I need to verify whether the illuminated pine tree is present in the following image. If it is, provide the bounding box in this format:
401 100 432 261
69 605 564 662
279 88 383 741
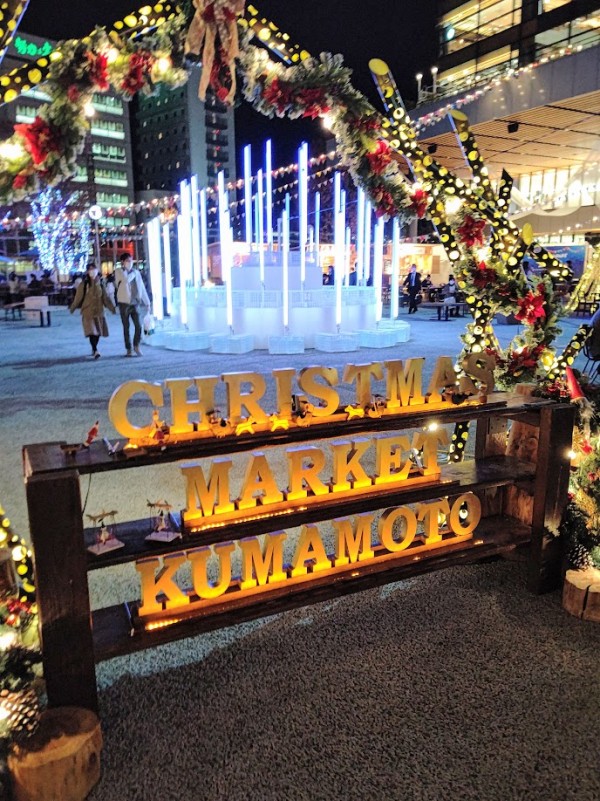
30 187 91 278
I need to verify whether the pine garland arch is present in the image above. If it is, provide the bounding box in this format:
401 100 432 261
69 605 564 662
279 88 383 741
0 1 588 393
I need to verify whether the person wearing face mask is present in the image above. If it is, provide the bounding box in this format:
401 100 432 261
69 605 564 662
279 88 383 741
69 263 116 359
114 252 150 357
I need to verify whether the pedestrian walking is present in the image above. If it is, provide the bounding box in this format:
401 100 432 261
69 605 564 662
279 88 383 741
69 263 116 359
114 253 150 357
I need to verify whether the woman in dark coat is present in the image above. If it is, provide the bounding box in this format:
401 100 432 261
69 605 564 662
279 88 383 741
69 263 116 359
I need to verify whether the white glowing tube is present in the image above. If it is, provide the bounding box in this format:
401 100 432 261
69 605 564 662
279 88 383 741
282 209 289 329
257 168 265 284
334 172 343 328
177 179 193 326
162 222 172 316
374 217 384 323
345 225 351 285
177 214 189 326
299 141 308 284
199 188 208 283
147 218 164 321
243 145 252 246
391 217 400 320
314 191 321 267
265 139 273 251
190 174 201 286
218 171 234 329
363 200 372 285
356 187 365 283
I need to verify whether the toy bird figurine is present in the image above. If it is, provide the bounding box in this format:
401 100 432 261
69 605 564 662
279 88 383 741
84 420 100 447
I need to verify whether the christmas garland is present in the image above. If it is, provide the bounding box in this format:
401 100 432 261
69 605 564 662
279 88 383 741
239 43 419 221
0 16 189 204
450 208 564 388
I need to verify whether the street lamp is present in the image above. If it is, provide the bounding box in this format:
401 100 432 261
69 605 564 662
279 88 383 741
416 73 423 102
83 102 101 268
431 66 438 98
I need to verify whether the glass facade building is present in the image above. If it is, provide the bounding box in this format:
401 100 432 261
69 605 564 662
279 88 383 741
436 0 600 95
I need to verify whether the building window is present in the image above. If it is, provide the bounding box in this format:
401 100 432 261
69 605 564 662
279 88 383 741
92 143 127 162
439 1 522 57
91 120 125 140
91 94 124 116
97 191 129 206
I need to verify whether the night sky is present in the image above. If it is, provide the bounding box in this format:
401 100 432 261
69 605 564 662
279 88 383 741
21 1 438 164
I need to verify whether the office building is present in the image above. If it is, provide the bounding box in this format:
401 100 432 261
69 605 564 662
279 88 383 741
131 64 236 197
0 32 136 229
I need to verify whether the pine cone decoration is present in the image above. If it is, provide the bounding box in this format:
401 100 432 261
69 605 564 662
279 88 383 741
569 542 593 570
0 687 40 743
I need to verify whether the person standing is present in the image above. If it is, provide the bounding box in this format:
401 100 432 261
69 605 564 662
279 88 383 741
403 263 422 314
114 253 150 357
69 263 115 359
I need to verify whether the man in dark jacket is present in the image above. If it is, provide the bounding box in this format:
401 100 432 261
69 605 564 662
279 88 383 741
403 263 422 314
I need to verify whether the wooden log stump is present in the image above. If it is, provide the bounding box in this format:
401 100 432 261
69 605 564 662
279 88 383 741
8 707 102 801
563 567 600 622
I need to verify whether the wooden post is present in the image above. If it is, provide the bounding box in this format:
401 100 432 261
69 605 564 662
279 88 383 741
25 471 98 713
528 404 574 593
475 414 508 459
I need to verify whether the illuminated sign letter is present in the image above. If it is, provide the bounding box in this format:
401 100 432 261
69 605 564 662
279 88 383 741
462 353 496 394
333 514 375 567
108 380 164 439
343 363 384 407
165 376 219 433
181 458 235 519
384 359 424 408
239 532 287 590
237 451 285 511
412 428 450 475
273 368 296 419
331 438 372 491
286 445 329 501
417 498 451 545
374 434 412 485
290 524 331 577
449 493 482 535
222 372 268 423
188 543 235 599
136 554 189 616
427 357 458 403
378 506 418 552
297 366 339 417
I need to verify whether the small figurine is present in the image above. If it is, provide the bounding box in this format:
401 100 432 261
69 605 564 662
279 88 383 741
86 509 124 556
84 420 100 447
146 499 181 543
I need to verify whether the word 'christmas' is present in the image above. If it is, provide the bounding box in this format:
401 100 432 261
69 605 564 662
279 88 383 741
108 355 495 440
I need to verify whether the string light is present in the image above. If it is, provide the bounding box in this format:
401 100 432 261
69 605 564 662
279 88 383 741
413 44 582 132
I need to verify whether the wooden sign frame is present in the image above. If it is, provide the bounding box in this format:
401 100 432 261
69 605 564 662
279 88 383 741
23 394 573 714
